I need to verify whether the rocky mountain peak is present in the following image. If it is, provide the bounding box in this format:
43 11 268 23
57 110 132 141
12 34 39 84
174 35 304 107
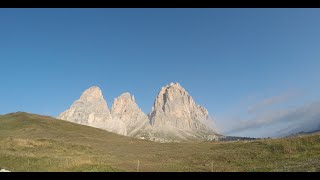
169 82 183 89
149 82 215 134
79 86 104 102
151 82 193 113
58 83 218 142
58 86 127 135
111 92 149 136
111 92 136 113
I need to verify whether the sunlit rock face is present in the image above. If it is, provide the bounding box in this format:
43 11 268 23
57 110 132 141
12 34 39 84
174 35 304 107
58 83 219 142
58 86 127 135
148 82 218 141
111 92 149 136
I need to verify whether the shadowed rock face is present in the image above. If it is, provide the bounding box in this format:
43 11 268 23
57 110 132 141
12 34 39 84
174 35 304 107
58 86 127 135
58 83 219 142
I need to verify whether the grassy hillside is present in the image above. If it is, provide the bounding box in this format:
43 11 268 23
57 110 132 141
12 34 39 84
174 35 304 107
0 112 320 172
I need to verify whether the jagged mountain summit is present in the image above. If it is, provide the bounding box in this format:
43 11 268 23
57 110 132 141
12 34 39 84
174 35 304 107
58 86 127 135
58 83 220 142
149 82 215 130
147 82 218 141
111 92 150 136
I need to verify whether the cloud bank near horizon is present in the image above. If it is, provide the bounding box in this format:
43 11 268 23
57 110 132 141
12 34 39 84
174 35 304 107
220 92 320 137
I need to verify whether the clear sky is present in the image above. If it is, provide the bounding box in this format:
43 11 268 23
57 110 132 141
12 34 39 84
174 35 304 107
1 9 320 138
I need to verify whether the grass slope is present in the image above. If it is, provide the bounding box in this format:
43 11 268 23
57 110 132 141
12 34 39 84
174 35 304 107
0 112 320 172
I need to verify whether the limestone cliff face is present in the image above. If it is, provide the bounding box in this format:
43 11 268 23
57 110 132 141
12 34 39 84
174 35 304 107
111 92 149 136
148 82 217 140
58 86 127 135
58 83 219 142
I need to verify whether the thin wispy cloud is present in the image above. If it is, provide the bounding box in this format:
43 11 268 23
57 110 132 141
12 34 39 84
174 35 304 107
225 101 320 136
225 109 292 134
247 91 300 114
220 89 320 137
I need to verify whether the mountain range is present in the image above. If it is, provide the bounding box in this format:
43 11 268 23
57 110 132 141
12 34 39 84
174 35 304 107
58 82 220 142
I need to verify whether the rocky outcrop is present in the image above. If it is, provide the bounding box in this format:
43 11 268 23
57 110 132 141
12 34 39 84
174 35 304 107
111 92 149 136
58 86 127 135
148 82 217 140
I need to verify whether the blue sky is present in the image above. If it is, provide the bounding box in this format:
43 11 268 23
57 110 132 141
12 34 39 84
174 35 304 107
1 9 320 137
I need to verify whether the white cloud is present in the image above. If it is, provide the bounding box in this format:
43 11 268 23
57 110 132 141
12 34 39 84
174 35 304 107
247 91 300 113
225 101 320 136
